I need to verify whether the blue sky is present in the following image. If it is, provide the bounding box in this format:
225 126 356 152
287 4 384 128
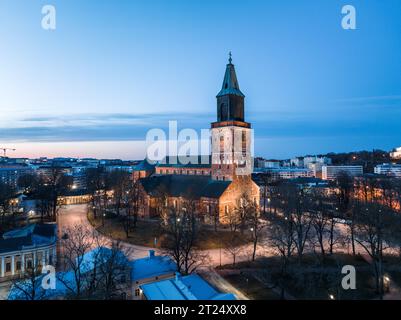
0 0 400 159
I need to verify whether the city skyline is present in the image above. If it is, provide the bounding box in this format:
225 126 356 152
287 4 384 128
1 0 401 160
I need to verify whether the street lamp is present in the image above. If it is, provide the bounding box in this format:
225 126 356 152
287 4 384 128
384 275 391 292
329 294 335 300
219 238 222 267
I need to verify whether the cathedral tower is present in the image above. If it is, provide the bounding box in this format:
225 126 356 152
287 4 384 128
211 53 253 181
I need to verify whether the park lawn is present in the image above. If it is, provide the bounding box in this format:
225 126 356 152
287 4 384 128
223 273 280 300
88 213 249 250
88 213 163 247
277 267 376 300
195 228 249 250
221 253 378 300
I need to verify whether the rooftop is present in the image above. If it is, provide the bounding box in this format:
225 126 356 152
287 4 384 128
140 175 231 199
141 273 236 300
0 223 57 254
131 250 177 282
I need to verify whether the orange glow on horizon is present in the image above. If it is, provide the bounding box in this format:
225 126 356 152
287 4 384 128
0 141 147 160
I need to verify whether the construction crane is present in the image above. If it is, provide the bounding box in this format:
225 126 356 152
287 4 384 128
0 148 16 157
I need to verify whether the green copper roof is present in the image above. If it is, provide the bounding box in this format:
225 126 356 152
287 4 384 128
216 53 245 98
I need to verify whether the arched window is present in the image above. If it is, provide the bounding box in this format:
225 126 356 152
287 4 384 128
220 136 225 163
242 131 247 156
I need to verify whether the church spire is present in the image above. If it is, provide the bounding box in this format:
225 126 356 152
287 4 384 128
217 52 245 98
215 53 245 122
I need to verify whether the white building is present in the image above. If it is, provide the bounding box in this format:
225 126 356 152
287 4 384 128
255 158 281 169
255 167 314 180
290 156 332 168
303 156 332 167
290 157 304 167
374 163 401 178
307 162 324 178
0 224 57 283
322 165 363 180
390 147 401 160
0 165 33 187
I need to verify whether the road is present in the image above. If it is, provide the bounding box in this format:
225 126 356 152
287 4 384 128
57 204 263 266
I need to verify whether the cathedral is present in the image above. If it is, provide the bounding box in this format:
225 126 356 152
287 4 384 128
135 55 260 224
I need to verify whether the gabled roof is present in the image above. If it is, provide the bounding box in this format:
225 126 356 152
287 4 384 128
201 180 232 198
141 273 236 300
155 156 211 169
139 175 231 199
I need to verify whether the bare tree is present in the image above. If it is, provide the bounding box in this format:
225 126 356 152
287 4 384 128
223 234 245 266
46 166 74 221
259 172 273 216
247 199 263 261
309 189 330 256
57 225 96 299
85 167 105 219
154 185 169 224
335 171 353 213
234 193 253 234
266 211 295 299
122 179 141 237
224 205 240 233
205 200 219 231
94 241 132 300
290 189 312 261
0 182 16 231
162 197 208 274
11 260 46 300
354 202 389 299
267 212 295 266
108 170 131 217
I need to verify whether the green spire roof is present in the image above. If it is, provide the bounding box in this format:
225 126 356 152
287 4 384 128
216 52 245 98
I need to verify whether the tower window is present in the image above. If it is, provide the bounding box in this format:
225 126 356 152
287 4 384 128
220 103 228 121
242 131 247 156
220 136 225 163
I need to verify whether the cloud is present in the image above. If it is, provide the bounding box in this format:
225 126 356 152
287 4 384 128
1 102 400 144
0 112 214 142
